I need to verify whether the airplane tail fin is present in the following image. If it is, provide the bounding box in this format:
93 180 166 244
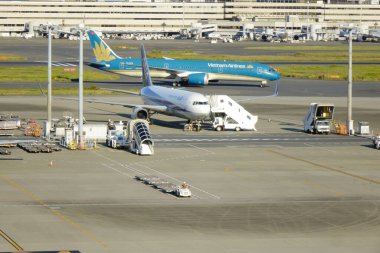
140 44 153 87
87 30 121 62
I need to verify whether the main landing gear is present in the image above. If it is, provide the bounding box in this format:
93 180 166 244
184 120 202 132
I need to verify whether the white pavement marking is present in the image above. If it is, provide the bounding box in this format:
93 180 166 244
303 142 337 152
135 163 221 200
92 151 145 175
101 163 134 178
187 143 216 155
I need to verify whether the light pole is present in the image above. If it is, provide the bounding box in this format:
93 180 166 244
47 22 52 141
78 23 85 149
347 29 353 135
182 0 185 28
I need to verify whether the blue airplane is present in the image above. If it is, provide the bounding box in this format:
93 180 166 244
87 30 280 87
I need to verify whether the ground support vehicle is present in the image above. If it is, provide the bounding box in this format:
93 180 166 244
304 103 335 134
372 135 380 149
208 95 257 131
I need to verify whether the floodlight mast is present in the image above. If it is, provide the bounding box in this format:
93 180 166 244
47 22 52 141
347 29 353 135
78 23 85 149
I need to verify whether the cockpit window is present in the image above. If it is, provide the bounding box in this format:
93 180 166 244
193 101 209 105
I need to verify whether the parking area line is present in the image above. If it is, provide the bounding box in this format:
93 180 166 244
0 229 23 251
268 149 380 186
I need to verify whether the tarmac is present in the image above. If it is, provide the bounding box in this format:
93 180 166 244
0 92 380 253
0 38 380 253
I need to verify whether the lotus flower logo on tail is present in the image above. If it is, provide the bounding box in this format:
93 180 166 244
93 41 116 62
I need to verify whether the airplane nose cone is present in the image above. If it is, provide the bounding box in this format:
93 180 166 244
273 71 281 80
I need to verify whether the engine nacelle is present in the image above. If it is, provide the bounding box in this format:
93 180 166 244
261 34 272 41
132 107 149 120
187 73 209 86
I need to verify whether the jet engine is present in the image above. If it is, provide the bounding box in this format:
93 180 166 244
187 73 209 86
261 34 272 41
132 107 149 120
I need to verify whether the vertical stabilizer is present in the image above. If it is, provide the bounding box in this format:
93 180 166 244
87 30 121 62
141 44 153 87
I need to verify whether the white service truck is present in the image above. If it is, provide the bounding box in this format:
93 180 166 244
209 95 258 131
372 135 380 150
304 103 335 134
106 121 127 148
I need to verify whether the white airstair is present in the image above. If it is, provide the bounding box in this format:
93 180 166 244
127 119 154 155
208 95 258 131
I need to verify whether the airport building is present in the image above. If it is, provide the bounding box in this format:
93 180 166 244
0 0 379 36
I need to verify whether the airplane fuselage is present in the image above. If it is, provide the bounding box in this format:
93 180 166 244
141 85 210 120
92 58 280 83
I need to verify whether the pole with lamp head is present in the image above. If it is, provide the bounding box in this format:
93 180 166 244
78 23 85 149
47 22 52 141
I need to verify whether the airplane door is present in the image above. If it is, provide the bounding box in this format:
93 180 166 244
119 62 125 69
164 63 169 69
257 67 263 74
218 67 223 73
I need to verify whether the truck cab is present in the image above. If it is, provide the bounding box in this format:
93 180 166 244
213 115 241 131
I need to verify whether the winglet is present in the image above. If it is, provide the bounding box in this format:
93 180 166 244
141 44 153 87
87 30 121 62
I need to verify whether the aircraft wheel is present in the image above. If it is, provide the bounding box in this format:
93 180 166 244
216 126 222 131
235 127 241 132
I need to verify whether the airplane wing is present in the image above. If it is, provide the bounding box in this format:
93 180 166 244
56 96 167 113
100 88 140 95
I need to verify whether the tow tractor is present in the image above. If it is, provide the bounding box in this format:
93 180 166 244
175 182 192 197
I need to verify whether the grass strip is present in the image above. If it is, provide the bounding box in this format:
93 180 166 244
0 54 27 61
147 49 380 62
244 45 380 51
0 86 118 96
277 65 380 81
0 66 119 82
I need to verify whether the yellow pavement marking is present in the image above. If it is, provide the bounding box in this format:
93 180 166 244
268 150 380 186
0 174 108 249
0 229 23 251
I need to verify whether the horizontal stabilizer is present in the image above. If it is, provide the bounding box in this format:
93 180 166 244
89 62 110 68
54 96 167 113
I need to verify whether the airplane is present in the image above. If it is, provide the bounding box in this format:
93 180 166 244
56 44 211 130
86 29 280 87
